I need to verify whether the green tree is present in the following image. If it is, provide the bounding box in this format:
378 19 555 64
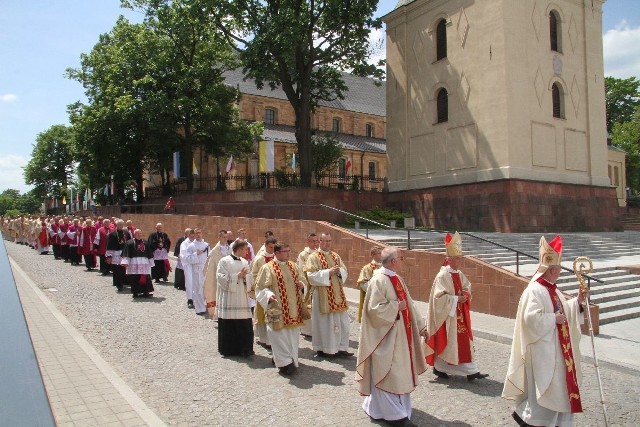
16 189 43 215
0 192 17 216
23 125 76 199
119 0 255 191
605 76 640 133
209 0 384 187
0 189 41 216
68 2 254 195
611 105 640 192
311 133 344 177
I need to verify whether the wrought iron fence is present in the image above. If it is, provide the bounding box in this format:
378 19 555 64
145 173 385 197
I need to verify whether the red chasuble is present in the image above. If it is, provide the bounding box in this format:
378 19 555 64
426 271 473 365
386 274 416 386
536 277 583 413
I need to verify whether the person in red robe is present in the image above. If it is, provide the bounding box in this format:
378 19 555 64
79 218 98 270
94 218 111 275
424 231 489 381
37 222 49 255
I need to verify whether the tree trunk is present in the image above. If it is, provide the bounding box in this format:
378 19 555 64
295 100 313 187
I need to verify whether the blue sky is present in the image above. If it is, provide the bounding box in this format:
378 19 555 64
1 0 638 193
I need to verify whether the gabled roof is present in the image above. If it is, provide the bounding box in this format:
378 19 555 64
262 124 387 154
223 68 386 117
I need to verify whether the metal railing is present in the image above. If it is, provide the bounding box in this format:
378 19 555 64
319 204 603 286
0 238 56 426
145 173 385 197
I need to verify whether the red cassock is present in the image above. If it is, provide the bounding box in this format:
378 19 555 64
80 225 97 256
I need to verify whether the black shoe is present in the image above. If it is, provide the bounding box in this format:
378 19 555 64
467 372 489 381
163 278 169 282
142 293 152 298
116 287 124 293
196 312 206 316
278 363 295 375
433 368 449 379
154 279 160 283
316 351 336 358
385 417 410 426
132 293 139 298
336 350 354 358
187 299 194 309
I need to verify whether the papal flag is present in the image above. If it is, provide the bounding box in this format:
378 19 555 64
225 155 234 176
259 140 275 173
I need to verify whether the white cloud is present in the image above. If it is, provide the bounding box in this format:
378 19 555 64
0 93 18 102
603 22 640 79
0 154 32 193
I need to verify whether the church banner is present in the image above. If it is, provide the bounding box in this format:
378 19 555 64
259 140 275 173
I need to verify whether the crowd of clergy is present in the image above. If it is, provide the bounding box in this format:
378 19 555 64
2 214 590 427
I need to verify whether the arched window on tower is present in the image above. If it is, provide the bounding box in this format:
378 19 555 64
552 83 564 119
436 19 447 61
550 11 562 52
436 88 448 123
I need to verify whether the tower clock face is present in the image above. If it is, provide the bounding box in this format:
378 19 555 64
553 55 563 75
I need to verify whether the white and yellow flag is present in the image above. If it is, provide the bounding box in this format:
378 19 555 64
259 140 275 173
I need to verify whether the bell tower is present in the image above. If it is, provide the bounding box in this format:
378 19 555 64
383 0 617 231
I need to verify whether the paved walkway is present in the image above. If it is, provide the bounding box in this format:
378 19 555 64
7 241 640 426
11 259 165 427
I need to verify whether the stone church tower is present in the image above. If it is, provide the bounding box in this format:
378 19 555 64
383 0 619 231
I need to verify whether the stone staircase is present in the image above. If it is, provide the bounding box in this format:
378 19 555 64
371 230 640 325
621 212 640 231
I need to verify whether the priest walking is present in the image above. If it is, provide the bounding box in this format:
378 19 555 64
425 232 489 381
255 242 308 375
356 247 428 425
503 235 588 427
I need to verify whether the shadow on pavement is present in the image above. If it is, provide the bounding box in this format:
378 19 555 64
411 408 473 426
286 362 346 389
298 347 357 370
131 296 167 303
428 376 504 397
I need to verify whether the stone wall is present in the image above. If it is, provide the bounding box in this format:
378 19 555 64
122 213 529 318
386 179 621 233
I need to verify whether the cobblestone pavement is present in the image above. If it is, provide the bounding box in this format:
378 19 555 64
7 242 640 427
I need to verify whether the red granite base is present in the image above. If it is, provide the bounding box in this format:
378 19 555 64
385 179 622 232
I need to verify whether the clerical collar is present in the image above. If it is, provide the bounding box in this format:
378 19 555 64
536 277 556 289
371 260 381 266
382 267 396 277
231 254 241 261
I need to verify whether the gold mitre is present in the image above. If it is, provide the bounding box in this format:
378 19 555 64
534 235 563 277
445 231 462 257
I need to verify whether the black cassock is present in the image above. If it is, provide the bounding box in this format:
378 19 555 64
121 238 155 296
148 231 171 281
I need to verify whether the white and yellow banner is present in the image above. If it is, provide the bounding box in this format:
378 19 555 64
259 140 275 173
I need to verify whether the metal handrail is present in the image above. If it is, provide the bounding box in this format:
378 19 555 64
319 204 603 285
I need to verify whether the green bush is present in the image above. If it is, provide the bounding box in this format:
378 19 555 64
344 207 412 228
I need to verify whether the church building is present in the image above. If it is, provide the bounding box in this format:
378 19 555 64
383 0 620 231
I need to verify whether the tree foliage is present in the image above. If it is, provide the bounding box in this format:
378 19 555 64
605 76 640 134
311 133 344 177
67 1 256 197
612 106 640 193
23 125 76 199
210 0 384 186
0 189 42 216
